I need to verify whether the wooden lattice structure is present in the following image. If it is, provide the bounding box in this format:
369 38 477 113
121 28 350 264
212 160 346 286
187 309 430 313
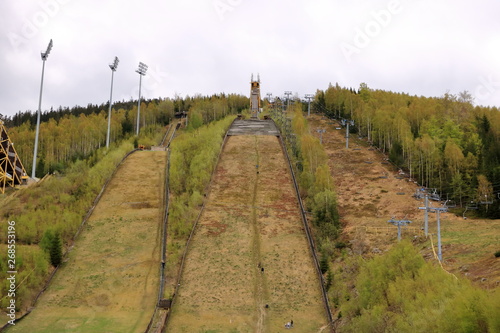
0 120 28 193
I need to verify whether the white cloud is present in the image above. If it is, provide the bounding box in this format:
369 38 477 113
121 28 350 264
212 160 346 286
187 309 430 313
0 0 499 118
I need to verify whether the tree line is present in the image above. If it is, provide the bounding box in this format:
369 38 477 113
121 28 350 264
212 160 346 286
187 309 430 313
313 83 500 218
0 94 247 316
4 94 248 178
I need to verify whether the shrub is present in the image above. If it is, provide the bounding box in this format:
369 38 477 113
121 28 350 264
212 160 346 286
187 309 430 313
335 242 347 249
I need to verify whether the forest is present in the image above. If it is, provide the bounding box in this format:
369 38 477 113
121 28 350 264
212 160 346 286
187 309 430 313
1 93 247 177
312 83 500 218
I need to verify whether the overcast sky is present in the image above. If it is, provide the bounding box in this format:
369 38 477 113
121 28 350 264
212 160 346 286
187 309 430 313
1 0 499 118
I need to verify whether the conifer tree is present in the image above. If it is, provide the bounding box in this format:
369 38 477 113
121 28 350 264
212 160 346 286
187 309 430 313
50 232 62 267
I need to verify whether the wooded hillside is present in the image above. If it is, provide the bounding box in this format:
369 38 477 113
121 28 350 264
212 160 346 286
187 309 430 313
313 84 500 218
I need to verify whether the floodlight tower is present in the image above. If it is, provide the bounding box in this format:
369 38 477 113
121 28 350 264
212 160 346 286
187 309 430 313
106 56 119 148
135 62 148 136
305 94 314 117
387 217 412 241
32 39 53 179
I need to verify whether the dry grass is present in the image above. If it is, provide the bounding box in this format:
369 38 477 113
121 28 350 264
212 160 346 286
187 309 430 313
309 114 500 289
166 135 327 332
9 151 167 333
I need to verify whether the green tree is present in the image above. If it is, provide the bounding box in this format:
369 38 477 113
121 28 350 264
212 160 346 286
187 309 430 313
40 229 54 254
450 173 466 206
49 232 62 267
320 252 329 274
312 190 340 240
444 139 464 175
187 111 203 130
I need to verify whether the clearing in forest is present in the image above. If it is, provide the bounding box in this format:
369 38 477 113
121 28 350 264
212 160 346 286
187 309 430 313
166 133 327 332
309 114 500 288
8 151 167 333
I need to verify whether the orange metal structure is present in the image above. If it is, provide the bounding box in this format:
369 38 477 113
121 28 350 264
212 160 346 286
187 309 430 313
0 120 28 193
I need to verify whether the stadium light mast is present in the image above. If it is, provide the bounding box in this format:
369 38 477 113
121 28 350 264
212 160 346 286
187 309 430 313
135 62 148 136
32 39 53 179
106 56 119 148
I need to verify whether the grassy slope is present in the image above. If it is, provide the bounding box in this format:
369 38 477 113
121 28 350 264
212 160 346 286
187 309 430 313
308 114 500 289
166 135 327 332
8 151 167 333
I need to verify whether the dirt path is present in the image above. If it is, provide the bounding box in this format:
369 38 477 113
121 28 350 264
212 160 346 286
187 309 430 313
252 136 267 333
8 151 167 333
166 135 327 332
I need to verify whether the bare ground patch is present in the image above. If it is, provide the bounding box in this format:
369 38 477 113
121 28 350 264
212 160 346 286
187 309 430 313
309 114 500 289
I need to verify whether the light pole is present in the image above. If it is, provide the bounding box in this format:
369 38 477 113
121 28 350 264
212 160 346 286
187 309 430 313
32 39 53 179
106 56 119 148
135 62 148 136
305 94 313 117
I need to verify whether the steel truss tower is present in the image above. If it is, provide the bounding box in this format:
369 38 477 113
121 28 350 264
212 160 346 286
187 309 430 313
0 121 28 193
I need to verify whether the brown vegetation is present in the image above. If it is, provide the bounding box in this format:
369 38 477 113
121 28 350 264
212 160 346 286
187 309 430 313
8 151 167 333
166 135 327 332
308 114 500 288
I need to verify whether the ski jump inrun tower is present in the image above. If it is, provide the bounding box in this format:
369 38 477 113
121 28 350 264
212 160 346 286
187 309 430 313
250 73 261 119
0 120 28 194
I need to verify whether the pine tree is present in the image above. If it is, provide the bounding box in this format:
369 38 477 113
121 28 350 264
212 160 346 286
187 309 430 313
50 232 62 267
